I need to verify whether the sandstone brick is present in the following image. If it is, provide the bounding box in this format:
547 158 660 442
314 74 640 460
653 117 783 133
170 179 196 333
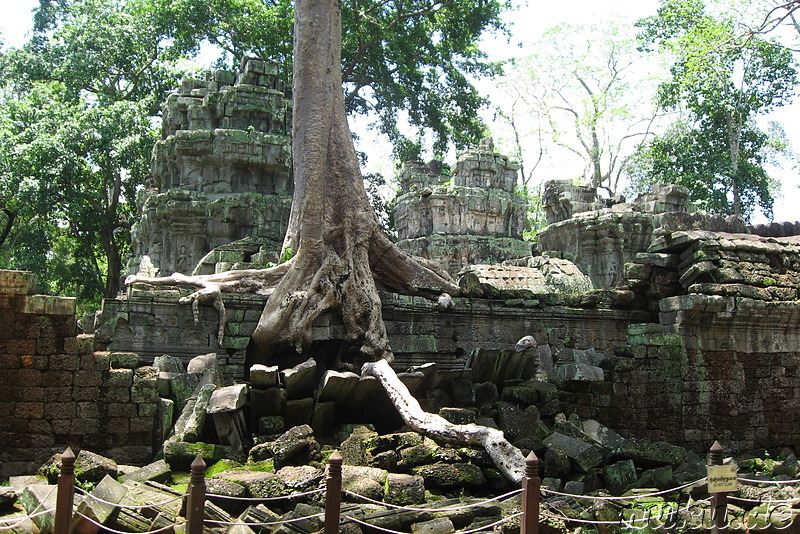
107 403 138 418
71 418 100 435
76 402 101 419
42 370 74 386
49 354 79 371
106 369 133 387
15 402 44 419
0 355 21 369
72 387 100 402
102 418 130 434
45 386 74 403
100 387 130 403
129 417 155 434
50 419 72 434
45 402 76 419
7 340 37 355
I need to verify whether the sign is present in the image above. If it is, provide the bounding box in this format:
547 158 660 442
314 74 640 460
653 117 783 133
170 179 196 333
707 464 738 492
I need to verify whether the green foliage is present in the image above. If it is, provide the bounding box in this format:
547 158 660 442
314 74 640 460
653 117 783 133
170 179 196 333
514 184 546 242
162 0 507 156
632 0 798 220
496 18 664 194
0 0 190 302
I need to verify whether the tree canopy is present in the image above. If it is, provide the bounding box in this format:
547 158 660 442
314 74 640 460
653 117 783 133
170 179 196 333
152 0 508 157
630 0 797 220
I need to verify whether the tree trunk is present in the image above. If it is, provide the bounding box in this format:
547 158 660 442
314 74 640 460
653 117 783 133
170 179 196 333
248 0 459 359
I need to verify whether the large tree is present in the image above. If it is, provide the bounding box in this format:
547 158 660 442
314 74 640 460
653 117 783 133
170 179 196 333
633 0 797 219
127 0 525 482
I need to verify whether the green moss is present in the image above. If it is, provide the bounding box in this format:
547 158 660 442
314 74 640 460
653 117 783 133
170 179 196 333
206 459 243 477
242 460 275 473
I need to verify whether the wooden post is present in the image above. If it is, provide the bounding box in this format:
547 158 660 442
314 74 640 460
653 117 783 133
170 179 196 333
521 451 540 534
324 451 343 534
54 447 76 534
186 454 206 534
709 441 727 533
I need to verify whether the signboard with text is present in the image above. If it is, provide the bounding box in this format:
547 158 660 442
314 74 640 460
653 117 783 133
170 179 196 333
707 464 738 493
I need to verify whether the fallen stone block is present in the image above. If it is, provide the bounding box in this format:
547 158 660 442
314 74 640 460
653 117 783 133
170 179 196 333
543 432 603 472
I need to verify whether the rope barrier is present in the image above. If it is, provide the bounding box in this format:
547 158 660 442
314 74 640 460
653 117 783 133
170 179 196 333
739 476 800 485
343 511 522 534
205 512 324 527
341 488 522 512
207 488 325 502
541 497 709 527
541 478 706 501
74 511 184 534
75 487 186 509
728 495 800 504
0 485 57 531
454 512 522 533
0 508 57 530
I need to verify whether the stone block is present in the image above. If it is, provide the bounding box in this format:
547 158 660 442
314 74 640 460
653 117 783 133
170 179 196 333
543 432 603 472
249 364 279 389
603 460 637 495
281 358 317 399
316 370 359 403
284 398 314 428
556 363 605 381
208 383 249 413
74 475 128 534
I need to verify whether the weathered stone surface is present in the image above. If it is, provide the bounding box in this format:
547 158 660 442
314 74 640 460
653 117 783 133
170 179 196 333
556 362 605 381
208 383 249 413
612 439 686 468
543 433 603 472
72 451 118 483
0 487 17 511
411 516 455 534
163 440 245 470
19 484 61 533
281 358 317 400
543 448 571 479
284 398 314 428
271 425 321 469
411 463 486 489
74 475 128 534
120 460 170 483
603 460 637 495
581 419 626 451
258 415 285 435
385 473 425 505
275 465 324 492
249 364 279 389
213 471 287 499
170 383 216 442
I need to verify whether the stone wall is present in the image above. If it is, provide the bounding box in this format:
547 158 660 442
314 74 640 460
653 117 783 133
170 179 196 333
0 272 158 480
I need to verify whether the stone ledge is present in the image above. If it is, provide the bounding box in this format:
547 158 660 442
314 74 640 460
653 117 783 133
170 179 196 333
0 270 37 295
19 295 77 316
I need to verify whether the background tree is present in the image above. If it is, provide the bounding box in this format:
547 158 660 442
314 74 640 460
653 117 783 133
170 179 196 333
495 20 665 197
632 0 797 220
0 0 188 301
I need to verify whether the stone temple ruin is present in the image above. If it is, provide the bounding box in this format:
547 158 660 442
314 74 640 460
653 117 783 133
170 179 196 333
3 60 800 516
130 58 293 277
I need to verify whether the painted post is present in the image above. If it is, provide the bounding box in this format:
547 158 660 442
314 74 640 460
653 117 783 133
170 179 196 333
54 447 76 534
708 441 729 533
521 451 541 534
324 451 343 534
186 454 206 534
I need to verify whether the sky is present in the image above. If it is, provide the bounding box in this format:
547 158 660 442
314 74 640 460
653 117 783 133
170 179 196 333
1 0 798 224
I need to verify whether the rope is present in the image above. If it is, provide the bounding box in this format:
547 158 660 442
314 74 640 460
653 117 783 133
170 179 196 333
207 488 325 502
454 512 522 533
75 487 186 509
729 495 800 504
0 508 57 530
739 476 800 485
342 488 522 512
74 511 184 534
541 478 706 501
205 512 324 527
343 511 522 534
541 498 709 527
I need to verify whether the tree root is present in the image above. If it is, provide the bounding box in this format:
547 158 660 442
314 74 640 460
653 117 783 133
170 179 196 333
361 359 525 484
